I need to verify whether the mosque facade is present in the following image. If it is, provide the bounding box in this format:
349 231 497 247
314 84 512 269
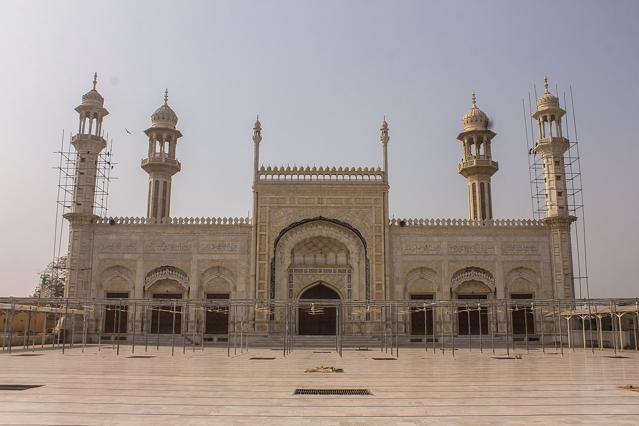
63 75 575 337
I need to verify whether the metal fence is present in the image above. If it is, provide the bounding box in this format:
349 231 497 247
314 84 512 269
1 297 637 358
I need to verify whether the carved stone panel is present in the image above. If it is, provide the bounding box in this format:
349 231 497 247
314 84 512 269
199 240 241 254
448 242 495 255
402 240 442 255
501 242 539 256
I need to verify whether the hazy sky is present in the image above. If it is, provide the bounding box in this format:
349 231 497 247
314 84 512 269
0 0 637 297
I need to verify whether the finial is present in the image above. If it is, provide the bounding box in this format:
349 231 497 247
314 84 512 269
471 91 477 107
92 72 98 90
544 75 549 93
254 114 261 129
380 116 389 144
164 89 168 105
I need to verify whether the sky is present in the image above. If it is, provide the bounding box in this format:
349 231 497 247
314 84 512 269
0 0 637 297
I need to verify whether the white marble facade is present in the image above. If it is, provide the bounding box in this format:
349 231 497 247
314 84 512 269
64 76 575 335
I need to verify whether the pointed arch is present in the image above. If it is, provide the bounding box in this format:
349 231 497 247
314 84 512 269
298 281 342 300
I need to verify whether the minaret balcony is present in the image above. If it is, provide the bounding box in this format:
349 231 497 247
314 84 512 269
534 137 569 156
141 156 181 174
70 133 106 152
458 158 498 176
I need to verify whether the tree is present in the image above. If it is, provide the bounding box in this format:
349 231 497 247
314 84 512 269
32 256 67 298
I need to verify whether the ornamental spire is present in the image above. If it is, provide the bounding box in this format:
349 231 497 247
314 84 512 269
253 114 262 144
164 88 169 105
92 72 98 90
544 75 549 94
380 116 389 144
471 91 477 108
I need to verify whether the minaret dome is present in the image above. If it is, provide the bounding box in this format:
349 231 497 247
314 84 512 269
151 89 178 129
462 92 488 131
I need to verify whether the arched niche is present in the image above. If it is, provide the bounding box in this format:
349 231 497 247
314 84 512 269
451 266 495 295
99 265 134 297
200 266 234 297
455 280 492 295
292 236 350 267
274 218 366 301
298 281 342 300
144 266 189 294
405 267 438 299
506 267 539 296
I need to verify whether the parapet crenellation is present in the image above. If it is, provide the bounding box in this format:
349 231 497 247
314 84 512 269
257 165 385 182
95 216 252 225
389 218 543 227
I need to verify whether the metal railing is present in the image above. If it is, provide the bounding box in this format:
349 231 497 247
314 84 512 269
1 297 637 359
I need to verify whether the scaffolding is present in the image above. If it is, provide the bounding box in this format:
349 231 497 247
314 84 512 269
523 84 590 299
49 131 116 292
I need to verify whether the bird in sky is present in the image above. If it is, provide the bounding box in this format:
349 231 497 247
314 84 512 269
125 128 132 134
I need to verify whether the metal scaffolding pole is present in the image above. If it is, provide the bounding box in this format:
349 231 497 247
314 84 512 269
131 302 137 354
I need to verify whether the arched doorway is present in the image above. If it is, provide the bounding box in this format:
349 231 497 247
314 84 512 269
298 283 340 335
455 280 491 336
144 266 189 335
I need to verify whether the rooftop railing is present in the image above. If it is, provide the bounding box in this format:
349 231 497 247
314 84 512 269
257 165 385 182
95 216 251 225
389 218 543 227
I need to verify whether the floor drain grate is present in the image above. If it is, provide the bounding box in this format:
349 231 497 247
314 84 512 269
356 348 371 351
12 353 45 357
606 355 630 359
372 357 396 360
313 351 331 353
127 355 156 359
294 388 371 396
250 357 276 360
0 385 43 391
492 356 519 360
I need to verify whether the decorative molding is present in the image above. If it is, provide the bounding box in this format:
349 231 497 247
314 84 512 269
144 266 189 290
96 216 251 225
406 267 438 284
257 165 384 182
390 218 543 228
100 265 134 284
451 267 495 289
290 267 351 275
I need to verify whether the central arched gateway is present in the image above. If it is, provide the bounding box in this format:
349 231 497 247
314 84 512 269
298 283 340 335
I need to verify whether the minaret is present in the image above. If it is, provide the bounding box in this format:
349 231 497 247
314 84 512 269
533 76 575 298
142 90 182 222
64 73 109 297
456 93 498 221
380 117 389 183
253 115 262 183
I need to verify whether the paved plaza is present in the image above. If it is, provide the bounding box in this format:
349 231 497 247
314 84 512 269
1 346 639 425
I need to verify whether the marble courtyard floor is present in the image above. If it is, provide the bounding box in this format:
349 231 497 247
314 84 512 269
1 345 639 425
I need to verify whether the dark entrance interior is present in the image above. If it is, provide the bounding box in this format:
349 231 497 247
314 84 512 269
151 293 182 334
410 294 434 335
205 293 229 334
104 292 128 333
457 294 488 335
511 293 535 335
298 283 339 335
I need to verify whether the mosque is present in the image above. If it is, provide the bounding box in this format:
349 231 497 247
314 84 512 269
63 74 575 339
